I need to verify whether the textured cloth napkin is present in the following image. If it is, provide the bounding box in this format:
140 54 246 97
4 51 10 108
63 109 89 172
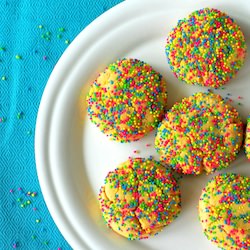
0 0 122 249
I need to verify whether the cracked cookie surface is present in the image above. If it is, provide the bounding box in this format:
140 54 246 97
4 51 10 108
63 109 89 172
165 8 247 88
98 158 181 240
199 173 250 250
155 92 243 175
86 58 167 142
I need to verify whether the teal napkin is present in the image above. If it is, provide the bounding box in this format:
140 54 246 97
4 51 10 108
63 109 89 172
0 0 122 249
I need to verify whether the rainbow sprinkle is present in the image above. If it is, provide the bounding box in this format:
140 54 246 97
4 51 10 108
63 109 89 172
86 58 168 142
165 8 247 88
155 92 243 175
98 158 181 240
199 173 250 249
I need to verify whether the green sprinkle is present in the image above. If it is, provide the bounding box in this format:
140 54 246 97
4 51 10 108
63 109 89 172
0 47 5 51
43 241 49 245
27 130 32 135
1 76 6 81
57 34 62 39
15 54 22 60
38 25 43 29
58 27 65 32
17 112 24 119
65 39 70 44
35 219 41 223
31 235 36 239
0 117 7 123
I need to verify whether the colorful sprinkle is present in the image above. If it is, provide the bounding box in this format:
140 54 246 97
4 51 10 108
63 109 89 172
0 117 7 123
165 8 247 88
86 58 168 142
17 112 24 119
98 158 181 240
65 39 70 44
199 173 250 250
155 92 243 175
15 55 22 60
58 27 65 32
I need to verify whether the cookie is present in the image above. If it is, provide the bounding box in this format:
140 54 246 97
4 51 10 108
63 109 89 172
199 173 250 250
86 58 167 142
245 116 250 159
98 158 181 240
165 8 247 88
155 92 243 175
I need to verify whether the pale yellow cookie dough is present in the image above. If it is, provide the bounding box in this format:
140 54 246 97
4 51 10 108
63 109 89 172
86 58 167 142
199 173 250 250
165 8 247 88
155 92 243 175
98 158 181 240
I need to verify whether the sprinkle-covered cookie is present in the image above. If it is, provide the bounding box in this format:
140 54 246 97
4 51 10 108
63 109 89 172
98 158 181 240
165 8 247 88
155 92 243 175
245 116 250 160
199 173 250 250
86 58 167 142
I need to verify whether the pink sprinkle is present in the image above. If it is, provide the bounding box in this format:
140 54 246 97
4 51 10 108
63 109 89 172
238 96 243 99
12 243 17 248
9 189 14 193
43 56 47 60
33 207 37 211
146 144 151 147
18 187 22 191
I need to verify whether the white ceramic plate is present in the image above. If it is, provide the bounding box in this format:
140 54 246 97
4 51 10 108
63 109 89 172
35 0 250 249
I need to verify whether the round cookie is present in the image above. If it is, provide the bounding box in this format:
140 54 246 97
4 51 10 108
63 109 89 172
86 58 167 142
245 115 250 159
199 173 250 250
165 8 247 88
155 92 243 175
98 158 181 240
